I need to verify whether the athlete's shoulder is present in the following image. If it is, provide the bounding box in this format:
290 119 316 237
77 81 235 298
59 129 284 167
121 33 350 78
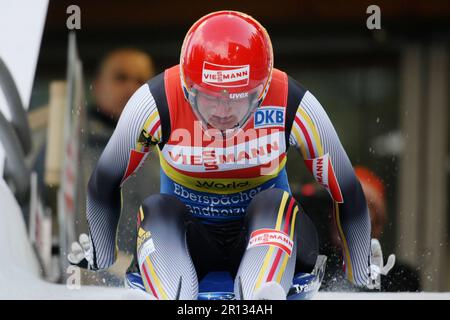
146 69 165 91
278 72 308 142
145 65 179 91
268 69 308 104
285 74 308 102
144 66 181 147
271 68 287 84
160 64 181 87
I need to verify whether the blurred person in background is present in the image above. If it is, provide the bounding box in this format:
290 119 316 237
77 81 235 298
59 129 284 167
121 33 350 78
87 48 155 147
81 48 159 280
296 166 420 292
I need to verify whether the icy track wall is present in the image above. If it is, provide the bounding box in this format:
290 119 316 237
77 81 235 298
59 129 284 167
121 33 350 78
0 178 152 300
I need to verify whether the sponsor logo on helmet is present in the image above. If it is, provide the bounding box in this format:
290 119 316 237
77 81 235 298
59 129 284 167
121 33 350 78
229 92 248 99
202 62 250 87
254 106 285 128
247 228 293 256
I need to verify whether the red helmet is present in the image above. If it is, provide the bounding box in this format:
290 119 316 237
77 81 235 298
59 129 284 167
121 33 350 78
180 11 273 131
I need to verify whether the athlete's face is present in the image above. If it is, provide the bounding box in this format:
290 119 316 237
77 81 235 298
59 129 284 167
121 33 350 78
196 92 250 130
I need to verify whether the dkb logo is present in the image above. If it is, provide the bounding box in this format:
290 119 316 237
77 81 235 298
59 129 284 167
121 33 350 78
254 107 285 128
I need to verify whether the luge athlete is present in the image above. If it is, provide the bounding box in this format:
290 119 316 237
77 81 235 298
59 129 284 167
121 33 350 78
68 11 393 299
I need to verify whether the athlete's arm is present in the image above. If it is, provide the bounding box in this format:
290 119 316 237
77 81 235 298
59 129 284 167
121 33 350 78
86 80 162 269
286 77 371 287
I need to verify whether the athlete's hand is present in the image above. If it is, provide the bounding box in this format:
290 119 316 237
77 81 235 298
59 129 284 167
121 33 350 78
366 238 395 290
68 233 97 270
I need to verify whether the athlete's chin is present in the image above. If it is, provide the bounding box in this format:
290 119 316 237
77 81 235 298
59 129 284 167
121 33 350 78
209 120 238 131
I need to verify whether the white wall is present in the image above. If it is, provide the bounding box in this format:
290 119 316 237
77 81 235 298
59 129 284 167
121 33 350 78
0 0 49 118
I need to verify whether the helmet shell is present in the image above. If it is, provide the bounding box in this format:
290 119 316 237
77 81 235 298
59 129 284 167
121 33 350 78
180 11 273 100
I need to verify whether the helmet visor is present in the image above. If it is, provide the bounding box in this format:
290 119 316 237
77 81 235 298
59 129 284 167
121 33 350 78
189 86 261 131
